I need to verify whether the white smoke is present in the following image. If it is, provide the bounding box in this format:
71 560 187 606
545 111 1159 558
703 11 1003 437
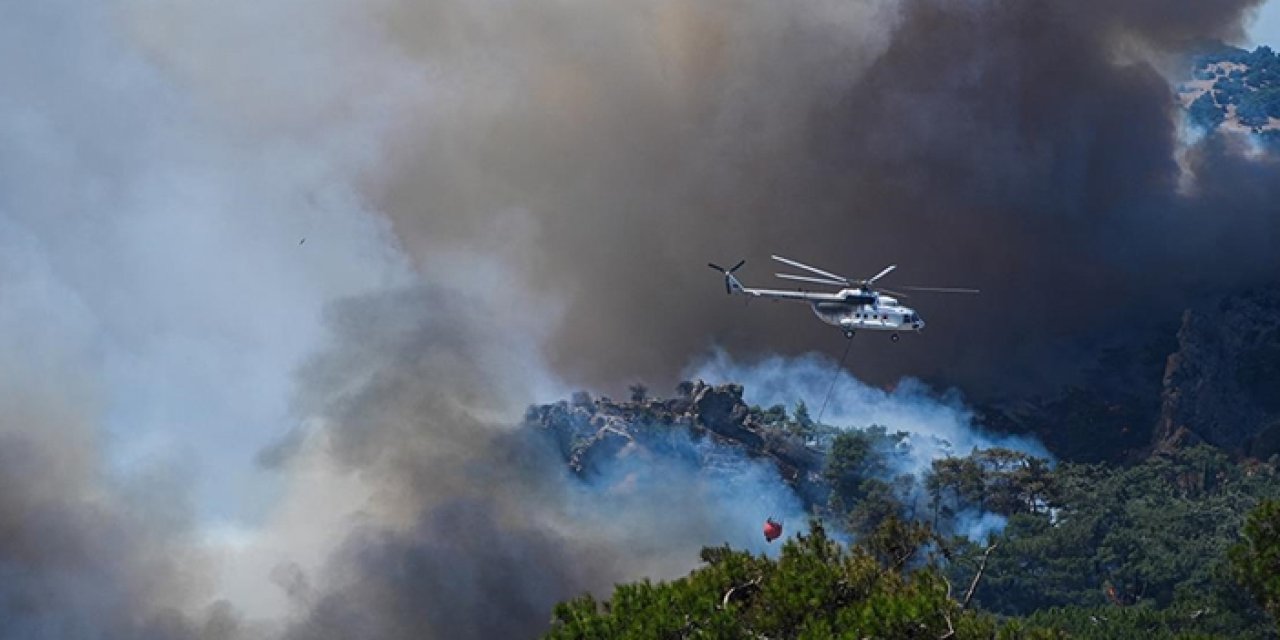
0 0 421 633
688 348 1050 470
560 428 811 557
1 0 417 520
686 348 1053 540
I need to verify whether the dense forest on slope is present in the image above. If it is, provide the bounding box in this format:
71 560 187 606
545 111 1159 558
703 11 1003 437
1182 45 1280 135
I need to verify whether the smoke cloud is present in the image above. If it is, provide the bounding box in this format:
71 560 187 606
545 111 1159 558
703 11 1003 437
0 0 412 636
689 349 1051 539
269 281 807 639
376 0 1280 396
689 349 1050 469
5 0 1280 638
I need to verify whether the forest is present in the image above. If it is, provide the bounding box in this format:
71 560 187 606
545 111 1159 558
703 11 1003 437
1188 45 1280 131
540 405 1280 638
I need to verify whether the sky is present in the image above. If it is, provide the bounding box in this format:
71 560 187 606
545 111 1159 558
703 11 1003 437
1252 0 1280 45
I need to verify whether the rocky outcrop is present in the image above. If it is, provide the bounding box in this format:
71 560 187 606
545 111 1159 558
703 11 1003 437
1156 287 1280 456
522 381 828 507
690 383 762 448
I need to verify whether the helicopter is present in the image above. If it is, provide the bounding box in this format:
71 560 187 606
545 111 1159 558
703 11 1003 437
708 255 979 341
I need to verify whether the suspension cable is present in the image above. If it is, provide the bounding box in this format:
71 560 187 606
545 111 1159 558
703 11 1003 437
816 337 853 426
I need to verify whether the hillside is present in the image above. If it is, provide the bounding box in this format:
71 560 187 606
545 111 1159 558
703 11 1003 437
530 383 1280 637
530 286 1280 637
1179 45 1280 136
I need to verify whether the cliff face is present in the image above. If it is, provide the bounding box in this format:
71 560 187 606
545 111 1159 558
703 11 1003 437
974 335 1174 464
1156 287 1280 456
976 286 1280 462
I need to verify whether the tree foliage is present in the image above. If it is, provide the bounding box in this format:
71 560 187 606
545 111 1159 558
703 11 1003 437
1191 45 1280 132
824 427 918 536
1189 91 1226 130
943 446 1278 637
546 519 1053 639
545 393 1280 638
1230 499 1280 628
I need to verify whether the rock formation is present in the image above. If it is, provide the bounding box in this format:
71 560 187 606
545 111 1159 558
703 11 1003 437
523 381 829 507
1156 287 1280 456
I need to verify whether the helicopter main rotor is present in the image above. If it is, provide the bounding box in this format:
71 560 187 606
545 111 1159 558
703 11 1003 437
769 254 978 298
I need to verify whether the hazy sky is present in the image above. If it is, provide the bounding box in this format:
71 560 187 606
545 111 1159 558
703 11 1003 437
1251 0 1280 45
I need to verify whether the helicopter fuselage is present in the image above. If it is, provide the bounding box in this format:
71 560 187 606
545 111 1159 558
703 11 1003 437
709 255 974 341
810 290 925 335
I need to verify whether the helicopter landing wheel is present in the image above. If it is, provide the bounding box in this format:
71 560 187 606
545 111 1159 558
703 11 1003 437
843 329 856 339
890 333 900 343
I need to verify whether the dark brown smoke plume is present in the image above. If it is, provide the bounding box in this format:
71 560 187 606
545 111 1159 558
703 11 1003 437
377 0 1278 396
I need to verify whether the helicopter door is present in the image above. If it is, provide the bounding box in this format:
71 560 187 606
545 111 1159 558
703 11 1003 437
811 302 852 326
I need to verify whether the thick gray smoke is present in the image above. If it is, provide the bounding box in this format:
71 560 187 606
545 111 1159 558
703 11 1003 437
0 330 213 638
5 0 1280 639
376 0 1280 396
273 280 808 639
0 0 411 637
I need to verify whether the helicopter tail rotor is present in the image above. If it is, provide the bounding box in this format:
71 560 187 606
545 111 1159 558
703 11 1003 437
708 260 747 295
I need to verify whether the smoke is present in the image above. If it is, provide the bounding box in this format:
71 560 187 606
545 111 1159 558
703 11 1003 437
5 0 1280 638
689 349 1050 470
266 280 806 639
0 182 224 639
375 0 1280 396
689 349 1050 539
267 302 1032 639
0 0 412 636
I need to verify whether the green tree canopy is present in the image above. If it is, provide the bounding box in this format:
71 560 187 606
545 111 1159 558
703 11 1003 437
546 519 1051 640
1230 498 1280 628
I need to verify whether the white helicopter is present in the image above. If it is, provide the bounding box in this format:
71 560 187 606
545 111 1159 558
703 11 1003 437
708 255 979 341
